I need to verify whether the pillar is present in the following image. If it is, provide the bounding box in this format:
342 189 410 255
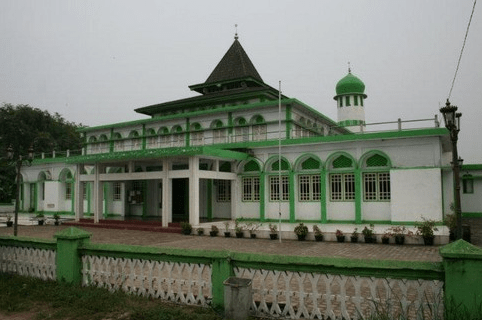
54 227 91 284
189 157 200 226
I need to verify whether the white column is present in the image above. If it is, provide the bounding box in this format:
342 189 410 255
161 159 171 227
230 177 237 220
74 164 84 221
189 157 200 226
93 163 103 223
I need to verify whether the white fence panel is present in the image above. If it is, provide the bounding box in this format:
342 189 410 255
0 246 56 280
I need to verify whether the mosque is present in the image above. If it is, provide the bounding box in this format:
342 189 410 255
20 35 482 240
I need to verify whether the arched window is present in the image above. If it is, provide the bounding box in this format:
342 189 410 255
88 136 98 154
241 160 261 202
211 120 226 144
266 157 290 202
59 169 73 200
113 132 124 151
146 128 158 149
361 153 391 201
251 115 267 141
128 130 141 150
190 123 203 146
158 127 170 147
296 156 322 202
327 153 356 202
234 117 249 142
171 125 184 147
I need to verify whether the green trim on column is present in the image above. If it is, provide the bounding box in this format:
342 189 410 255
289 170 295 223
185 118 190 147
207 180 213 221
54 227 91 284
285 104 292 139
260 172 266 221
211 257 234 310
109 128 114 153
462 212 482 218
103 183 108 219
87 183 91 215
142 181 147 217
141 124 146 150
228 112 233 135
34 183 38 212
320 171 327 223
71 183 75 215
355 168 362 224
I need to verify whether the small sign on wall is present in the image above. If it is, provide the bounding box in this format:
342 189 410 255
47 204 55 208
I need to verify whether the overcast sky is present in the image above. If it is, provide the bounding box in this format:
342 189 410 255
1 1 481 163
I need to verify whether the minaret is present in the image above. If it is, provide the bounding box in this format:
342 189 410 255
333 65 367 133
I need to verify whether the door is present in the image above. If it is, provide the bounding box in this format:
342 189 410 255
172 178 189 221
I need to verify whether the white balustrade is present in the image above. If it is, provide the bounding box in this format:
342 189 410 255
0 246 56 281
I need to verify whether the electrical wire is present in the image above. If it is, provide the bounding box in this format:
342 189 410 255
448 0 477 100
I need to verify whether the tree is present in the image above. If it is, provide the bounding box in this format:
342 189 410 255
0 103 83 202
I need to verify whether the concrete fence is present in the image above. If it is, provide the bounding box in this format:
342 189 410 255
1 227 481 319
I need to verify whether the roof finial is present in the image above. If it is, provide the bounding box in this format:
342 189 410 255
348 61 351 73
234 24 238 40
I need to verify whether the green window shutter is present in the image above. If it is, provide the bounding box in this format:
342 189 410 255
271 159 289 171
333 155 353 169
366 154 388 167
301 157 320 170
244 160 260 172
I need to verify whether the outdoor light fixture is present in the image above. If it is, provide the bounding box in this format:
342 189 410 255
6 144 34 237
440 100 463 240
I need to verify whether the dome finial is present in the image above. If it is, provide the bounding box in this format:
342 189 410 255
234 24 238 40
348 61 351 73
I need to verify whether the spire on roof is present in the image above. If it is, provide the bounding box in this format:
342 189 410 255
234 24 238 40
204 37 263 84
348 61 351 73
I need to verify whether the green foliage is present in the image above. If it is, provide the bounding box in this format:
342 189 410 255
294 223 309 236
416 217 439 238
0 103 82 202
0 273 221 320
362 224 374 237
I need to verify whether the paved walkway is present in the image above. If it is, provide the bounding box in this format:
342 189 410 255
0 225 443 262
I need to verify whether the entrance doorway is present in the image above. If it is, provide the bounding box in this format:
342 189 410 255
172 178 189 222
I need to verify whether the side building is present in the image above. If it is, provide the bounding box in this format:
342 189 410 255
19 36 473 235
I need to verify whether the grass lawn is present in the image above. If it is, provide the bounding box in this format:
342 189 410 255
0 273 222 320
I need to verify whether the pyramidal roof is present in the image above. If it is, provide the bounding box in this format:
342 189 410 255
205 38 263 84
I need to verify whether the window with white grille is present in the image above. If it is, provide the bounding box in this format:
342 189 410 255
270 176 289 201
217 180 231 202
330 173 355 201
363 172 390 201
213 129 226 144
235 126 249 142
113 182 122 201
242 177 260 202
299 175 320 201
253 124 267 141
65 183 72 200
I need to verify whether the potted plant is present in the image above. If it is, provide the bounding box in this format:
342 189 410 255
223 221 231 237
294 223 309 241
36 213 45 226
235 219 244 238
389 225 413 245
351 228 359 243
210 225 219 237
6 214 13 227
247 222 261 239
381 232 390 244
313 225 323 241
53 213 61 226
197 227 204 236
444 212 457 241
416 217 438 246
180 221 192 235
269 223 278 240
336 229 345 243
362 224 375 243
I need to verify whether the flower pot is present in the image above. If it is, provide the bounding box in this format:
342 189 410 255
364 236 375 244
209 231 218 237
197 231 204 236
297 234 307 241
236 232 244 238
224 232 231 238
314 234 323 242
6 221 13 227
250 234 256 239
382 237 390 244
350 236 358 243
336 235 345 243
181 229 192 235
269 233 278 240
395 235 405 245
38 220 44 226
54 221 60 226
423 236 434 246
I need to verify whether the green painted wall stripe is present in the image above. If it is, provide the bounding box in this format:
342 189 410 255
320 172 327 223
260 172 266 221
289 170 295 222
355 168 362 224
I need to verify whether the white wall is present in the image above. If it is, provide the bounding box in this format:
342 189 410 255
390 168 443 222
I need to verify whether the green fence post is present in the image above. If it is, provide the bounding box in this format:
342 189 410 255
54 227 92 284
440 239 482 317
211 255 234 310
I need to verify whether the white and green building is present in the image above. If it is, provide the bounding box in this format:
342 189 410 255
19 37 480 237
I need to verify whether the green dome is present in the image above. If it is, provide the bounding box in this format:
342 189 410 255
334 72 367 98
